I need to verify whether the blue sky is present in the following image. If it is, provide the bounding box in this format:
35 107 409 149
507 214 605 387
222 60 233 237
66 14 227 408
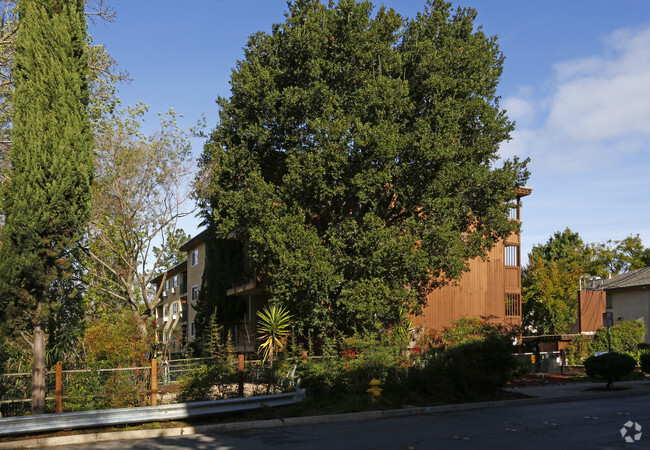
90 1 650 263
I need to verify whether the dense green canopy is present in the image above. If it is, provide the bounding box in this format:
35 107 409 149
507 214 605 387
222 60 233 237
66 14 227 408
198 0 528 336
0 0 92 413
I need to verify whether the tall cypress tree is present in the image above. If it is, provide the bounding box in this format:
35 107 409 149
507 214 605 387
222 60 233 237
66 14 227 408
0 0 92 414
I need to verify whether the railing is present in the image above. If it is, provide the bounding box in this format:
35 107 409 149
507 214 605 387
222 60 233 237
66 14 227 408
0 352 310 418
0 389 307 437
514 351 566 375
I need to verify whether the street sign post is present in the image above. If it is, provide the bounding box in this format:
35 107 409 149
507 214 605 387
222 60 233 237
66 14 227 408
603 312 614 352
603 312 613 327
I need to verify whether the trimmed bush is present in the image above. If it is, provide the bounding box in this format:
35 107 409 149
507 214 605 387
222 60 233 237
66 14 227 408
584 352 636 388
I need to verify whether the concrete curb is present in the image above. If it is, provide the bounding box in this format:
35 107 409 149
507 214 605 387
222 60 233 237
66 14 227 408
2 386 648 448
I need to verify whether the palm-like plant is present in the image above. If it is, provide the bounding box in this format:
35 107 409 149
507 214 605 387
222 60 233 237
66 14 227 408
257 304 292 368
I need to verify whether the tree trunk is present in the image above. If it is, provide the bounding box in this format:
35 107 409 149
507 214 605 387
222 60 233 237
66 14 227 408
32 316 46 415
133 309 149 340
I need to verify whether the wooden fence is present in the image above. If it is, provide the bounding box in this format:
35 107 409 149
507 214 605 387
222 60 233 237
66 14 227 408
0 351 310 417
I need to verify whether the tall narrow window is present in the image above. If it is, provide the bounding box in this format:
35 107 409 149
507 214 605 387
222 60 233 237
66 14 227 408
191 285 199 302
505 294 521 316
191 249 199 267
190 322 196 337
172 302 178 315
504 245 519 267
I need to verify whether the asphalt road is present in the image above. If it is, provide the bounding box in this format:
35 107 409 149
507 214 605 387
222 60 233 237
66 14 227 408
59 394 650 449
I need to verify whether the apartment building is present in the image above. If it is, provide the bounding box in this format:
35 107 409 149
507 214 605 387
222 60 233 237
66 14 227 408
413 187 532 331
154 187 531 353
151 230 208 355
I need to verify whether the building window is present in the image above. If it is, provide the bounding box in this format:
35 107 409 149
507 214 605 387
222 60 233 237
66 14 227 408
172 275 178 288
163 331 169 343
606 293 612 309
172 302 178 315
164 279 170 291
505 293 521 316
164 305 170 317
191 249 199 267
190 321 195 337
191 285 199 302
507 205 518 220
504 245 519 267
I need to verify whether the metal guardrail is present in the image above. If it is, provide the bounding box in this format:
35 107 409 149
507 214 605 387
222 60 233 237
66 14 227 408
0 389 307 437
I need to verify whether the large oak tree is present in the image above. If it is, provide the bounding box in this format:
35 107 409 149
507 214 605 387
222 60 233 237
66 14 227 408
198 0 528 337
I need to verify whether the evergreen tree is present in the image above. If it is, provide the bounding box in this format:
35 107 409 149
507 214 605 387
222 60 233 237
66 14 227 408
0 0 92 414
198 0 528 337
193 228 246 354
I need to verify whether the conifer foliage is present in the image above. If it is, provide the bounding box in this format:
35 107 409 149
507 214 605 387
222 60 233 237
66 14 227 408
0 0 92 414
198 0 528 336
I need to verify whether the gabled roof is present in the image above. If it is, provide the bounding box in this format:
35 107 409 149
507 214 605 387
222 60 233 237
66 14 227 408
179 228 210 252
602 267 650 291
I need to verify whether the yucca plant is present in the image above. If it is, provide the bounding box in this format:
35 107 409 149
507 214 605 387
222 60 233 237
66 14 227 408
257 304 292 368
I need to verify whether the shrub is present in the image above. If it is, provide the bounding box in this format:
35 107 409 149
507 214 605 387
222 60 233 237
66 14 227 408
584 352 636 388
640 352 650 374
300 333 405 396
434 333 517 401
411 318 519 402
301 318 520 405
177 360 237 402
592 320 646 362
414 317 519 352
563 334 593 365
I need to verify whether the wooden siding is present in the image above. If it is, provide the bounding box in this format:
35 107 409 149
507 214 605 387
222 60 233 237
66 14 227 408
578 290 606 333
412 191 530 331
413 239 521 331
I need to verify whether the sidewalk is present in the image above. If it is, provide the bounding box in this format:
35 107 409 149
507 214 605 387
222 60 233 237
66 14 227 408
504 378 650 400
3 380 650 449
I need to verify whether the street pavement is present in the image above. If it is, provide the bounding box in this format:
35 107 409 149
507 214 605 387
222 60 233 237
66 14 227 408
3 379 650 448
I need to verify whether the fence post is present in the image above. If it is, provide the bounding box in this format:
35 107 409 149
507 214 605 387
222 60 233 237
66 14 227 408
151 359 157 407
302 350 308 364
238 354 245 396
55 363 62 413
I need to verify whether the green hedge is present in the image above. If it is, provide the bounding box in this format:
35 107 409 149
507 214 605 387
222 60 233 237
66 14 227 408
584 352 636 388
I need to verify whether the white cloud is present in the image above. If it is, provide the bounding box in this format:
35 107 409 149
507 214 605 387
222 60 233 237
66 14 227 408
502 24 650 171
502 96 535 126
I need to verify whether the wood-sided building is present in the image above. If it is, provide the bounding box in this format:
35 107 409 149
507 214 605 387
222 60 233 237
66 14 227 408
412 187 532 331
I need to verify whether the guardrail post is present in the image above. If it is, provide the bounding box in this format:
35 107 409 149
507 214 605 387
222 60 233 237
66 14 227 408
238 354 245 396
302 350 308 364
55 363 62 413
151 359 157 406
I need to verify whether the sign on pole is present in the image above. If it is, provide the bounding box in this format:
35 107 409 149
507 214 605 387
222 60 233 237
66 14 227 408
603 312 613 328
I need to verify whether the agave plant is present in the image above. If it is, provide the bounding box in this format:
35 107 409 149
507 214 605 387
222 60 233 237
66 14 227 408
395 306 413 345
257 304 292 368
